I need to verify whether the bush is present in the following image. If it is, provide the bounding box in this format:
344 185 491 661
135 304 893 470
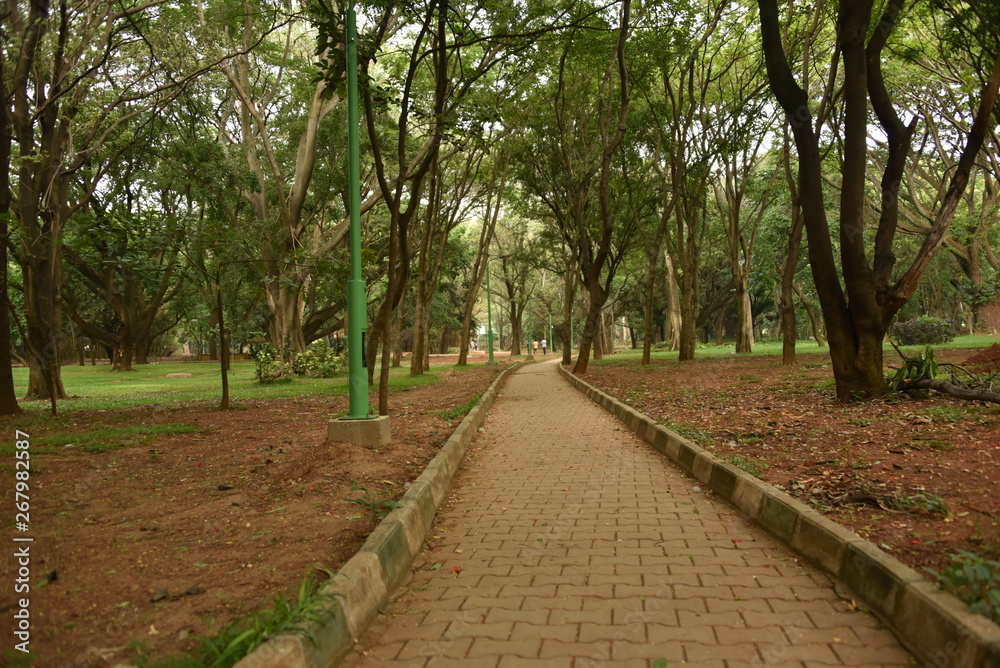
888 346 938 395
893 316 959 345
292 340 345 378
927 550 1000 623
248 340 282 382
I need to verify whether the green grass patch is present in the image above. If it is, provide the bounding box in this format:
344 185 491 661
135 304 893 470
911 437 954 452
659 420 712 445
132 571 333 668
41 423 202 453
437 394 481 421
723 453 770 478
585 335 998 365
892 492 952 518
9 361 444 415
921 404 973 423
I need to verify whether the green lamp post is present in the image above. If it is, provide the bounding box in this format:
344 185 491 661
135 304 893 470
345 0 368 419
328 1 389 448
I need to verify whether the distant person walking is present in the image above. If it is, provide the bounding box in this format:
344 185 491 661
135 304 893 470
533 340 539 356
541 338 547 355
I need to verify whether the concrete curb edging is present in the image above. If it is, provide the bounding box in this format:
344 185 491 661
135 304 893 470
235 365 516 668
558 363 1000 668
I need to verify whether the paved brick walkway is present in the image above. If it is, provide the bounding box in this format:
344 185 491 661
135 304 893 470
342 362 916 667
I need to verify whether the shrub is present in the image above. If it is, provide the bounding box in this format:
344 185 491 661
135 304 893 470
248 340 282 382
888 346 938 395
927 550 1000 623
890 491 951 518
344 486 401 523
292 340 345 378
893 316 959 345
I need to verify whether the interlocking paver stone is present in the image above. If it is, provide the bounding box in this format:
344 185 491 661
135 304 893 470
342 362 916 667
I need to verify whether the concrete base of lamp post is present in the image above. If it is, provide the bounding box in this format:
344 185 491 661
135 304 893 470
328 415 391 449
486 360 498 368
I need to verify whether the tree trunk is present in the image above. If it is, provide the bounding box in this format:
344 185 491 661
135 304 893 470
562 262 576 366
663 251 682 352
779 160 805 365
392 290 405 367
642 263 658 365
677 262 697 361
828 327 887 400
23 254 67 402
411 291 429 375
510 307 522 356
596 309 607 358
76 330 86 367
793 283 826 346
573 300 601 374
778 280 797 365
209 310 219 361
734 276 754 353
593 314 604 361
266 282 307 373
113 339 136 372
0 45 21 415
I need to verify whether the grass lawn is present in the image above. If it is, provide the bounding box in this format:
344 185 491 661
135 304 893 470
4 361 482 455
9 360 488 415
588 334 999 365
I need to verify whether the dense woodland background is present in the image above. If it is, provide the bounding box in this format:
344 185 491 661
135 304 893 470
2 0 999 414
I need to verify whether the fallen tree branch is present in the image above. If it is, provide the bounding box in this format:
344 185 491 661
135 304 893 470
908 378 1000 404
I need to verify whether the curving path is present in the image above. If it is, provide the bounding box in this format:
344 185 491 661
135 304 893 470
342 361 916 667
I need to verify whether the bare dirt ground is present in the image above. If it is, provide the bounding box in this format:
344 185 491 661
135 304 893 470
0 357 512 668
7 345 998 666
581 347 1000 580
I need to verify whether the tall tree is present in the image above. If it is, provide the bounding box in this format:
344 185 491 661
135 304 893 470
0 3 22 414
410 148 484 374
204 0 361 369
758 0 1000 399
62 191 187 371
518 0 633 374
456 141 509 366
706 11 777 353
3 0 224 408
642 0 750 361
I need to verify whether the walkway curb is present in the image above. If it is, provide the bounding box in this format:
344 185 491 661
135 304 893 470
235 365 516 668
558 363 1000 668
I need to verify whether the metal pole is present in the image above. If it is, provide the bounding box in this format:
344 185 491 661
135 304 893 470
346 2 369 418
486 260 495 365
549 314 553 354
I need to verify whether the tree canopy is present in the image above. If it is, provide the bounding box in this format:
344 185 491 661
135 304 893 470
3 0 999 412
